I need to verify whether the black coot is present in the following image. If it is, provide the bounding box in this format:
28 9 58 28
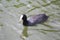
19 14 49 26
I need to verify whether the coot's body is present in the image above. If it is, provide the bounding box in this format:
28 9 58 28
19 14 49 26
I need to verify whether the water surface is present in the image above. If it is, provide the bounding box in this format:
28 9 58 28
0 0 60 40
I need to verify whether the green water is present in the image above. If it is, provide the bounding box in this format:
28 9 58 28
0 0 60 40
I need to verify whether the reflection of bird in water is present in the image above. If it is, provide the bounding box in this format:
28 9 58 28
20 26 28 40
22 27 28 37
19 14 49 26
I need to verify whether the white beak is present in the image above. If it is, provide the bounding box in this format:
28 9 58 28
19 15 23 23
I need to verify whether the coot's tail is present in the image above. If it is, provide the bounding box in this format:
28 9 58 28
43 15 49 22
41 14 49 23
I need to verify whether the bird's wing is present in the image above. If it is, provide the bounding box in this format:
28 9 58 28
27 14 47 23
27 15 40 23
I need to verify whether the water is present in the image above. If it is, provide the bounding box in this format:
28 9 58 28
0 0 60 40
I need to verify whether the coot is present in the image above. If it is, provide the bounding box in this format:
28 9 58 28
19 14 48 26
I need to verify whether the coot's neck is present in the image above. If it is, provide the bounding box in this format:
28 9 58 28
23 19 28 26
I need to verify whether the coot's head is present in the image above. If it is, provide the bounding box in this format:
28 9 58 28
22 14 27 21
19 14 27 22
19 14 28 26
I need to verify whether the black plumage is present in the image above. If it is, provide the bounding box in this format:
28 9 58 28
19 14 49 26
